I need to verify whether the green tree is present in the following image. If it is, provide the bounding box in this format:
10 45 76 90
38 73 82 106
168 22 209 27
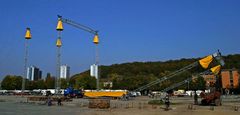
189 75 206 90
1 75 22 90
26 81 38 90
70 54 240 90
25 79 32 90
36 80 46 89
60 78 68 89
74 75 96 89
45 73 55 89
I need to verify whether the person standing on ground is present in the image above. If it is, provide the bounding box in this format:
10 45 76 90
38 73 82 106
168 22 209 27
57 97 62 106
47 96 52 106
165 94 170 110
194 90 198 105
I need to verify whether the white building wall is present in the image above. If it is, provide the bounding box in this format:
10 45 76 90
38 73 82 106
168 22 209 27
27 67 31 80
27 66 34 81
60 65 70 79
26 66 41 81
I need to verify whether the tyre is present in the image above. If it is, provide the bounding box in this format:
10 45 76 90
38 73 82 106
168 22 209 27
214 99 221 106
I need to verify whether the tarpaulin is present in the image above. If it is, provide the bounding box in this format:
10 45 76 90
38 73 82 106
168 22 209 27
84 91 127 97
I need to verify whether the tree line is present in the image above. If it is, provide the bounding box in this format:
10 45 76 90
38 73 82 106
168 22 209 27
70 54 240 91
1 54 240 91
1 72 96 90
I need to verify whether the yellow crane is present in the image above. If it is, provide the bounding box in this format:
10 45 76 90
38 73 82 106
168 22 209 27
56 15 100 91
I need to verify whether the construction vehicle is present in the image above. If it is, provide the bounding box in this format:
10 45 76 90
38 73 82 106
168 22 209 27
200 65 223 106
162 64 223 106
64 87 84 98
200 90 221 106
134 51 224 92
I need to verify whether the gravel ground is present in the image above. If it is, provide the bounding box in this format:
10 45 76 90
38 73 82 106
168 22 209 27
0 95 240 115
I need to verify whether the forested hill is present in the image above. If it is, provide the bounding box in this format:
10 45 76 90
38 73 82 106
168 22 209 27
71 54 240 90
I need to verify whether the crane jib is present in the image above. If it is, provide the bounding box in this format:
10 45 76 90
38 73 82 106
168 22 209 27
58 15 98 35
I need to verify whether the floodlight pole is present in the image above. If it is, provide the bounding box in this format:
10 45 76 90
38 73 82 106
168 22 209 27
56 17 63 95
21 40 28 96
22 28 31 96
95 44 99 90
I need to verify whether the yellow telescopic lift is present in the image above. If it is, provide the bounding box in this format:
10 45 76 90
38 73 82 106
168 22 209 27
162 65 222 92
134 51 224 92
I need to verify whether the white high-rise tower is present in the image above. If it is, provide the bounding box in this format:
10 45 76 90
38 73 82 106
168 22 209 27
60 65 70 79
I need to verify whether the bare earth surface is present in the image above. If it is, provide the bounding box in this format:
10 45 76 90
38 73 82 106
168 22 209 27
0 95 240 115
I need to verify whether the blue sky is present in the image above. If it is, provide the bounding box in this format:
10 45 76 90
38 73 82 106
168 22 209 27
0 0 239 79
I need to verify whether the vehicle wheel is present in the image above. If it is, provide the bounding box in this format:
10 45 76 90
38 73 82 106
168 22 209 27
201 99 207 105
215 99 221 106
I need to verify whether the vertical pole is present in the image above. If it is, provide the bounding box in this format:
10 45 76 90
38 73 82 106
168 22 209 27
96 70 99 90
55 47 60 95
55 45 58 95
55 69 57 95
95 44 99 90
22 39 28 96
95 44 99 65
56 31 62 95
56 16 63 95
58 45 61 94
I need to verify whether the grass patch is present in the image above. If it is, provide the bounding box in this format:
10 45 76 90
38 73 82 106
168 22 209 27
148 100 179 105
148 100 164 105
0 99 6 102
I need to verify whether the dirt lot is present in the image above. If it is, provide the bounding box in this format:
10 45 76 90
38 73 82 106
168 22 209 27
0 95 240 115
